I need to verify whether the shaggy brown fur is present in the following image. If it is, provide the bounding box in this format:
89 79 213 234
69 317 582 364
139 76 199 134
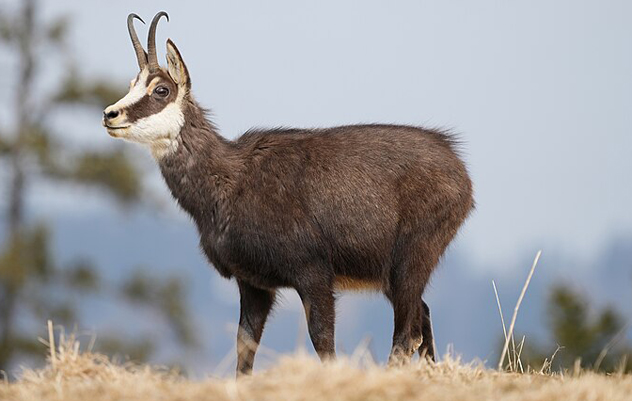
106 13 474 376
158 97 474 374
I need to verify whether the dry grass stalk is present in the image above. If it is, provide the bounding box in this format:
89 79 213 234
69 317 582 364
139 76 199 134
540 345 563 375
618 355 629 376
594 323 631 371
573 357 583 377
492 280 512 372
516 335 526 373
47 320 56 369
498 250 542 371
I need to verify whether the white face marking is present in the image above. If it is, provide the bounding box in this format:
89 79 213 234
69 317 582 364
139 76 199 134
106 69 149 113
104 68 186 159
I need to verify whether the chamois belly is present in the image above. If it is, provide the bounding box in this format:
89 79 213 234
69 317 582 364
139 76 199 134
198 215 393 291
333 276 382 292
198 225 311 289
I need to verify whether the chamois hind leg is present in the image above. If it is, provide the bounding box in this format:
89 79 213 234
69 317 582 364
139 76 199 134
418 299 435 361
236 280 276 376
390 195 467 365
386 266 429 364
387 234 440 366
388 288 422 365
410 298 435 362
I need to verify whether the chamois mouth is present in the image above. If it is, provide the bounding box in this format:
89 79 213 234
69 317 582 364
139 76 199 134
104 124 130 130
104 123 130 137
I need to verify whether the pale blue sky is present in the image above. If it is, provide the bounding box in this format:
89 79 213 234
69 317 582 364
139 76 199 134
16 0 629 268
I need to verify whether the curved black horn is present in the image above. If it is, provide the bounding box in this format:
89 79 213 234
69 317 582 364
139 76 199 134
147 11 169 72
127 13 147 70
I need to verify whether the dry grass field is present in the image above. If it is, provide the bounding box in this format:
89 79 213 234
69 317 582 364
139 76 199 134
4 254 630 400
1 334 631 401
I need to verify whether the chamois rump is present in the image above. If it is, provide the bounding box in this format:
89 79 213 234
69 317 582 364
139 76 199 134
102 12 474 375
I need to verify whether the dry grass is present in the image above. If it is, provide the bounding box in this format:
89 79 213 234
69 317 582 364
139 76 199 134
1 333 631 401
3 252 630 400
495 250 542 373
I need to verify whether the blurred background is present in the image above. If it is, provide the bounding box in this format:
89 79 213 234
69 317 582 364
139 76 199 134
1 0 631 377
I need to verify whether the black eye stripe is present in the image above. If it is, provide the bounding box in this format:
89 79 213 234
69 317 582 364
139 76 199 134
125 94 172 123
122 70 177 122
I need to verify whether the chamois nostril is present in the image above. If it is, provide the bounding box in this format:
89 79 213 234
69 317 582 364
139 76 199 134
105 110 119 120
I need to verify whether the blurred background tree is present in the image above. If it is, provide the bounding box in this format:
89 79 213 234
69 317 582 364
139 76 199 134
515 283 631 373
0 0 196 373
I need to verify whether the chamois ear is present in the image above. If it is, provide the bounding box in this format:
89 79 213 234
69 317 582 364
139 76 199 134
165 39 190 89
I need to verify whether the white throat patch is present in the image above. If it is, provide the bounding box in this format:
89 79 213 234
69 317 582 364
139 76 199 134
129 97 185 159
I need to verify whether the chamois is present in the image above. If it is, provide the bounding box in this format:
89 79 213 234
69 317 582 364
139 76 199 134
103 12 474 376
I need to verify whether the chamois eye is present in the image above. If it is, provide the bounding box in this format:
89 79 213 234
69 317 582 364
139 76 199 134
154 86 169 97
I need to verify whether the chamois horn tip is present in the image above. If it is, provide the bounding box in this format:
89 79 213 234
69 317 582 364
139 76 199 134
147 11 170 71
127 13 145 24
153 11 169 23
127 12 148 70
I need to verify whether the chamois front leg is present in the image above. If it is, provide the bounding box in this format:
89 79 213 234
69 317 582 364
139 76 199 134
236 280 275 376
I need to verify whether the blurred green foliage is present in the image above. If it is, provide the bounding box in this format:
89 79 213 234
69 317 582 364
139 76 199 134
0 134 9 154
64 260 100 292
0 0 196 373
0 224 51 284
122 268 196 347
96 337 155 363
516 284 631 373
55 73 128 109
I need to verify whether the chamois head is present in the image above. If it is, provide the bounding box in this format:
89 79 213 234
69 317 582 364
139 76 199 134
103 12 191 157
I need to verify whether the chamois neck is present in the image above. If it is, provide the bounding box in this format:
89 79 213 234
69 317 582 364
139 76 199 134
177 97 229 158
157 96 238 222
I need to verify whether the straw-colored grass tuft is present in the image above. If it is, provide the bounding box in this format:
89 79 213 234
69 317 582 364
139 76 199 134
2 253 631 400
1 329 631 401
